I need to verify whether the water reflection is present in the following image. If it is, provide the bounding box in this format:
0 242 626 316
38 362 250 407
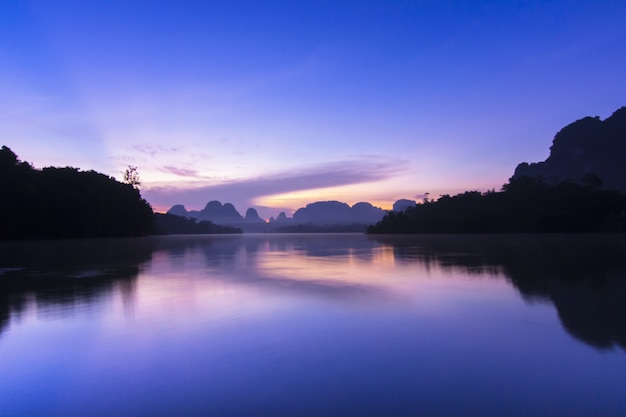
1 234 625 417
1 234 625 352
371 234 626 350
148 234 395 303
0 238 154 338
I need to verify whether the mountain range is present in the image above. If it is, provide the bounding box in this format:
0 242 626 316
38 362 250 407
512 106 626 191
167 199 417 232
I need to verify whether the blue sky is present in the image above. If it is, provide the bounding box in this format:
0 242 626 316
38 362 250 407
2 0 625 218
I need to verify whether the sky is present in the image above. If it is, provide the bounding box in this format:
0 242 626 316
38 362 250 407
2 0 625 218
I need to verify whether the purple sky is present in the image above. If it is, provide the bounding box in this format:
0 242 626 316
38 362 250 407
2 0 625 218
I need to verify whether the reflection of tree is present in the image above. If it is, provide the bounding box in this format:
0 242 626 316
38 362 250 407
150 234 379 270
371 234 626 350
0 239 154 338
545 276 626 349
0 235 382 339
8 234 623 352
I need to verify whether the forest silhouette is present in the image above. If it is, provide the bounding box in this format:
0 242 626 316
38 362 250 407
0 146 154 239
368 176 626 233
370 107 626 234
153 213 241 235
4 106 626 238
0 146 239 239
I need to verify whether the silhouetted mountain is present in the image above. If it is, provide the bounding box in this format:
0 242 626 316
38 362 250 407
200 201 244 224
292 201 386 225
352 202 388 224
293 201 351 224
168 204 189 217
269 212 289 224
154 213 242 234
371 107 626 234
167 202 266 232
244 208 265 223
267 201 387 232
512 107 626 191
167 200 388 232
167 202 241 222
393 199 417 212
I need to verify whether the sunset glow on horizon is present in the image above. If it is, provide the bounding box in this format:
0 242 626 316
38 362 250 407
2 0 625 219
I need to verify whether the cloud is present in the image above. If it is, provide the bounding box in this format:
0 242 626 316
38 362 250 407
161 165 201 178
132 144 180 157
143 156 410 211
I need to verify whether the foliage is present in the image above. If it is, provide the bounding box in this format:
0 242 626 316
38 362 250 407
153 213 242 234
368 176 626 234
0 146 155 239
123 165 141 188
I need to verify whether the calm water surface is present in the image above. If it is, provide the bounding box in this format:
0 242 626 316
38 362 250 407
1 234 625 416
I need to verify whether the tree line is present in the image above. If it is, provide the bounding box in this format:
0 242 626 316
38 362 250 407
368 175 626 234
0 146 240 239
1 146 155 239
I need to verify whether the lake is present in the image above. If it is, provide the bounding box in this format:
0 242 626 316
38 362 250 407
1 234 625 416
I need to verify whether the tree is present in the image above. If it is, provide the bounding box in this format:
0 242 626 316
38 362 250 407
581 172 603 188
0 149 155 239
123 166 141 188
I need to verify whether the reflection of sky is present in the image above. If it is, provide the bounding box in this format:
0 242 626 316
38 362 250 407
2 2 626 217
1 236 626 416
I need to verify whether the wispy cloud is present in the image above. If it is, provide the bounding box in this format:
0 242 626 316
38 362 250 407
143 156 410 211
132 144 180 157
161 165 201 178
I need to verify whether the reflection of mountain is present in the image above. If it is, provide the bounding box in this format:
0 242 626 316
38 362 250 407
512 107 626 191
371 234 626 350
168 200 389 232
0 239 154 338
149 233 378 265
143 234 386 301
4 235 624 352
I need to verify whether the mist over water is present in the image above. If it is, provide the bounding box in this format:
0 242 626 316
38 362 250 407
1 234 625 416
